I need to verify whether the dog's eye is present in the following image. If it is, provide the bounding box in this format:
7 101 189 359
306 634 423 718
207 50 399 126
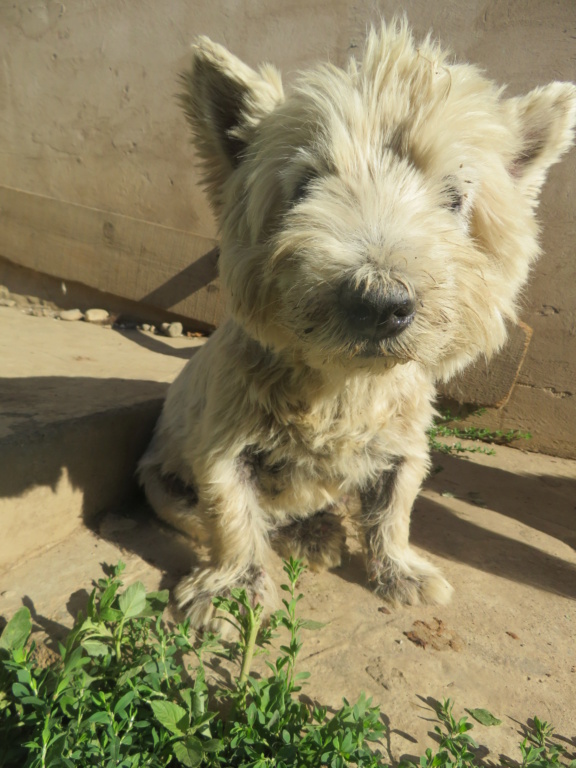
291 171 318 204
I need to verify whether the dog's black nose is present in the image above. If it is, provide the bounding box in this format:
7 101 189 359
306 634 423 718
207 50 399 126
340 281 416 340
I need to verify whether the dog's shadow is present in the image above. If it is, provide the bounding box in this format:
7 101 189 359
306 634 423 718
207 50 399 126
412 452 576 600
92 499 199 594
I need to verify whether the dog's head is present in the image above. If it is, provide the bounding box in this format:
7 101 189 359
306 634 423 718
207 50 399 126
181 21 575 378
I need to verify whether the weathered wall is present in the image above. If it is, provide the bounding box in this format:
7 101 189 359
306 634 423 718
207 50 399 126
0 0 575 456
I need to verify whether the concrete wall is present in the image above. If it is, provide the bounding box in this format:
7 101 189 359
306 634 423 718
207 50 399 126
0 0 575 457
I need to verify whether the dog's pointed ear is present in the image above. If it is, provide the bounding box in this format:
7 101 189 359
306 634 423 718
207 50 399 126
506 82 576 203
179 37 284 215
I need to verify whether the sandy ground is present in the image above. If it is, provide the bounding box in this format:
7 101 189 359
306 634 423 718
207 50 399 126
1 438 575 763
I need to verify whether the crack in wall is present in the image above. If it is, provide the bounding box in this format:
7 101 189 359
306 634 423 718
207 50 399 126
517 383 573 399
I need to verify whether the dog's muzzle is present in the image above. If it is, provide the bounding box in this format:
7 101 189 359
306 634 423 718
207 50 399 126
339 280 416 341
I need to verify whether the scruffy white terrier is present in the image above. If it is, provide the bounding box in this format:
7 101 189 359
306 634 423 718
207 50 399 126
140 21 576 631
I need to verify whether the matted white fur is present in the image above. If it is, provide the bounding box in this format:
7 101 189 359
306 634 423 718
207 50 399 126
139 21 576 633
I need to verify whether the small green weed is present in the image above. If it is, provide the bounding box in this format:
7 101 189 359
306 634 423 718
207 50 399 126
1 562 573 767
400 700 575 768
428 409 532 457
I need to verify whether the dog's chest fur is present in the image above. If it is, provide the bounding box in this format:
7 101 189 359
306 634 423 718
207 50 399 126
240 360 434 517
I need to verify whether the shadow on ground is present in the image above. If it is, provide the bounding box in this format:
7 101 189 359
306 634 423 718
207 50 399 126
113 327 202 359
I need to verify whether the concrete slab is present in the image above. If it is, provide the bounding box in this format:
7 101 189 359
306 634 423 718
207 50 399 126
0 306 202 569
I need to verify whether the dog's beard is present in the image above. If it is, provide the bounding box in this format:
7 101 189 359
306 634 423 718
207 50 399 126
290 327 421 372
280 313 455 372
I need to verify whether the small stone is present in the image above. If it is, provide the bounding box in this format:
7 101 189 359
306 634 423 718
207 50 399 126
164 321 183 338
85 308 109 323
0 298 16 307
141 323 152 332
59 308 83 321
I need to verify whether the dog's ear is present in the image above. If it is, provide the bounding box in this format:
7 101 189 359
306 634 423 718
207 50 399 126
179 37 284 215
506 82 576 203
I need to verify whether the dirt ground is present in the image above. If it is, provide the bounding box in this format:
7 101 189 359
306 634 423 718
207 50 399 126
1 436 575 763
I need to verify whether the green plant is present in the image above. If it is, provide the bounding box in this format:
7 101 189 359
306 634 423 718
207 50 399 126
515 716 576 768
0 561 222 767
400 700 575 768
400 699 480 768
0 560 385 767
428 409 531 457
1 563 573 768
210 558 386 767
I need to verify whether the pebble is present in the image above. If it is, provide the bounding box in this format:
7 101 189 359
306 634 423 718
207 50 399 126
59 308 83 321
0 298 16 307
24 306 57 318
140 324 152 332
85 308 109 323
161 321 183 338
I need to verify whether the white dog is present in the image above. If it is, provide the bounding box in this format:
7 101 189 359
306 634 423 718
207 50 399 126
139 21 576 631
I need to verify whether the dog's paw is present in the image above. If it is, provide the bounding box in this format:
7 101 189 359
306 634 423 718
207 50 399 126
271 510 347 571
368 550 453 607
174 565 277 637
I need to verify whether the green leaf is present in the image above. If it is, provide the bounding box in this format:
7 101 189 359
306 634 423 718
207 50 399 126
146 590 170 612
114 690 136 715
150 700 188 735
299 619 326 631
202 739 222 753
117 666 142 686
465 708 502 727
15 667 32 685
82 639 110 657
58 694 78 717
173 737 203 767
340 730 355 753
118 582 147 618
98 606 123 622
0 607 32 651
87 711 111 725
63 646 89 674
20 695 46 708
98 582 120 610
11 681 30 698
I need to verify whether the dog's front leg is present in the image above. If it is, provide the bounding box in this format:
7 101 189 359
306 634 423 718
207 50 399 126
359 455 453 606
175 457 276 634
